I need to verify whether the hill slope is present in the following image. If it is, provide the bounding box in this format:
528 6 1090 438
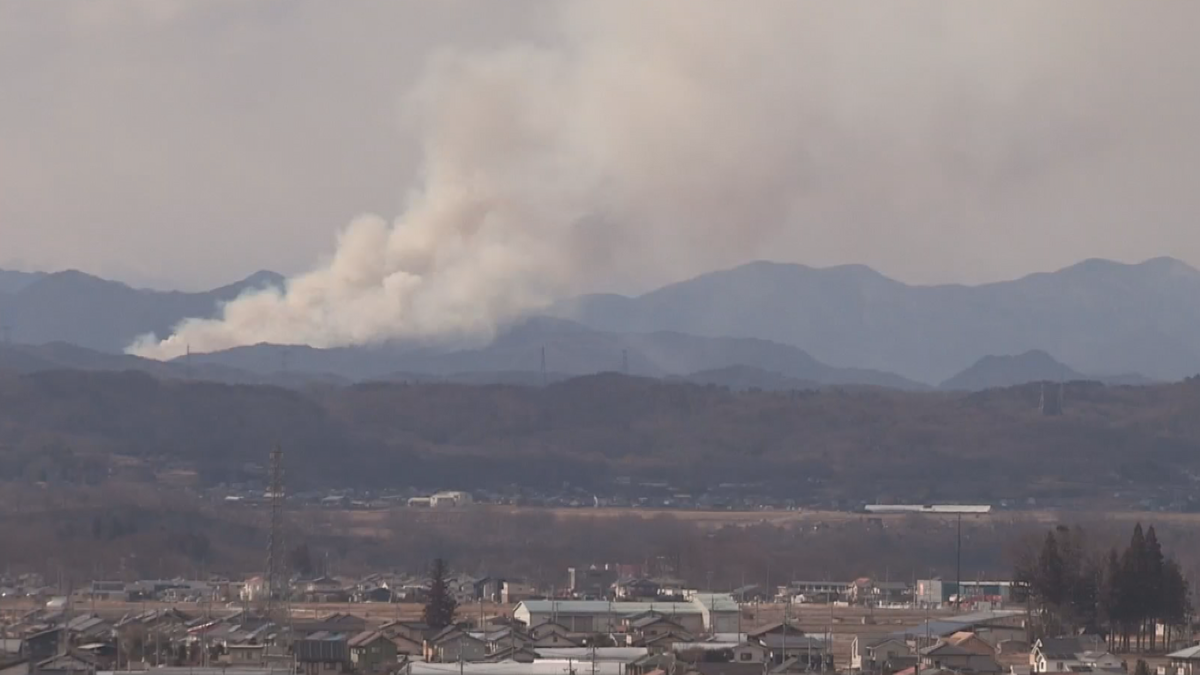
184 317 928 390
559 257 1200 383
1 370 1199 507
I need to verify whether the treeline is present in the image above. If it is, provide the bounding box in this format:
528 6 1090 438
1015 524 1191 651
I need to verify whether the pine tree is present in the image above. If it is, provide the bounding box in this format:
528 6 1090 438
1144 526 1165 651
423 558 458 629
1098 548 1123 651
1036 531 1066 607
1161 559 1191 649
1122 524 1148 651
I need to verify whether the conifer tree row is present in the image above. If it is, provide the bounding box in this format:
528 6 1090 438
1015 523 1190 652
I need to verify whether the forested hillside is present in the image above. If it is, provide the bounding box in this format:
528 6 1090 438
2 369 1200 505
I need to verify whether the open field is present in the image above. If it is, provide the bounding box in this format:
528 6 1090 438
321 503 1200 537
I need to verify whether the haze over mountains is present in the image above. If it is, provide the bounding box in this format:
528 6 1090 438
0 257 1196 389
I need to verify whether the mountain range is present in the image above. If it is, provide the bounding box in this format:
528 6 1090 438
558 257 1200 383
0 269 284 352
1 257 1196 388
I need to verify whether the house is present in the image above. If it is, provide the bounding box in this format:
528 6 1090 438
480 627 532 654
684 664 767 675
296 614 368 637
501 581 538 605
945 633 997 656
890 611 1027 650
1031 637 1121 674
849 580 911 606
628 654 678 675
34 652 96 675
675 640 766 665
302 577 350 603
919 641 1002 674
484 645 539 663
379 620 430 645
730 585 770 603
747 622 805 641
629 614 695 641
851 636 915 673
24 629 64 663
225 644 267 666
1167 645 1200 675
615 579 662 601
348 631 397 673
642 633 693 655
781 581 852 603
387 633 423 658
241 576 268 602
294 632 350 675
87 582 128 602
757 634 826 665
569 566 618 598
526 622 578 648
355 586 393 604
64 617 111 643
425 627 487 663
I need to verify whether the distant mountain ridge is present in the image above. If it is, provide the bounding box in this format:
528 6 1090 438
3 257 1196 386
0 269 46 293
939 350 1085 390
558 257 1200 383
0 268 284 352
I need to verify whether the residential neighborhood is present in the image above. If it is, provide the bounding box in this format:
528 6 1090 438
0 562 1189 675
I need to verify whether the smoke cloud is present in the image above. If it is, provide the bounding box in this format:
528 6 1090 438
130 3 817 358
128 2 1200 358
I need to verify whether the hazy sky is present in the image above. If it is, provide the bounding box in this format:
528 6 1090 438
3 1 1200 292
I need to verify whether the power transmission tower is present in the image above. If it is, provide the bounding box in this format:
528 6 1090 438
265 447 288 623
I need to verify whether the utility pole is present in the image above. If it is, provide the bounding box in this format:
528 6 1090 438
955 513 963 610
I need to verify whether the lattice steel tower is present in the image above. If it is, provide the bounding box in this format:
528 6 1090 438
265 446 287 620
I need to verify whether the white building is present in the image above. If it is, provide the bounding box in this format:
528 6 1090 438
513 594 739 634
431 492 474 509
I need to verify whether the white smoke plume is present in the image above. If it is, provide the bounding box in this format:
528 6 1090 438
131 2 817 358
129 2 1187 359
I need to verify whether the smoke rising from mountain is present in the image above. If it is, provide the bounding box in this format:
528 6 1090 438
128 2 1200 358
130 3 815 358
